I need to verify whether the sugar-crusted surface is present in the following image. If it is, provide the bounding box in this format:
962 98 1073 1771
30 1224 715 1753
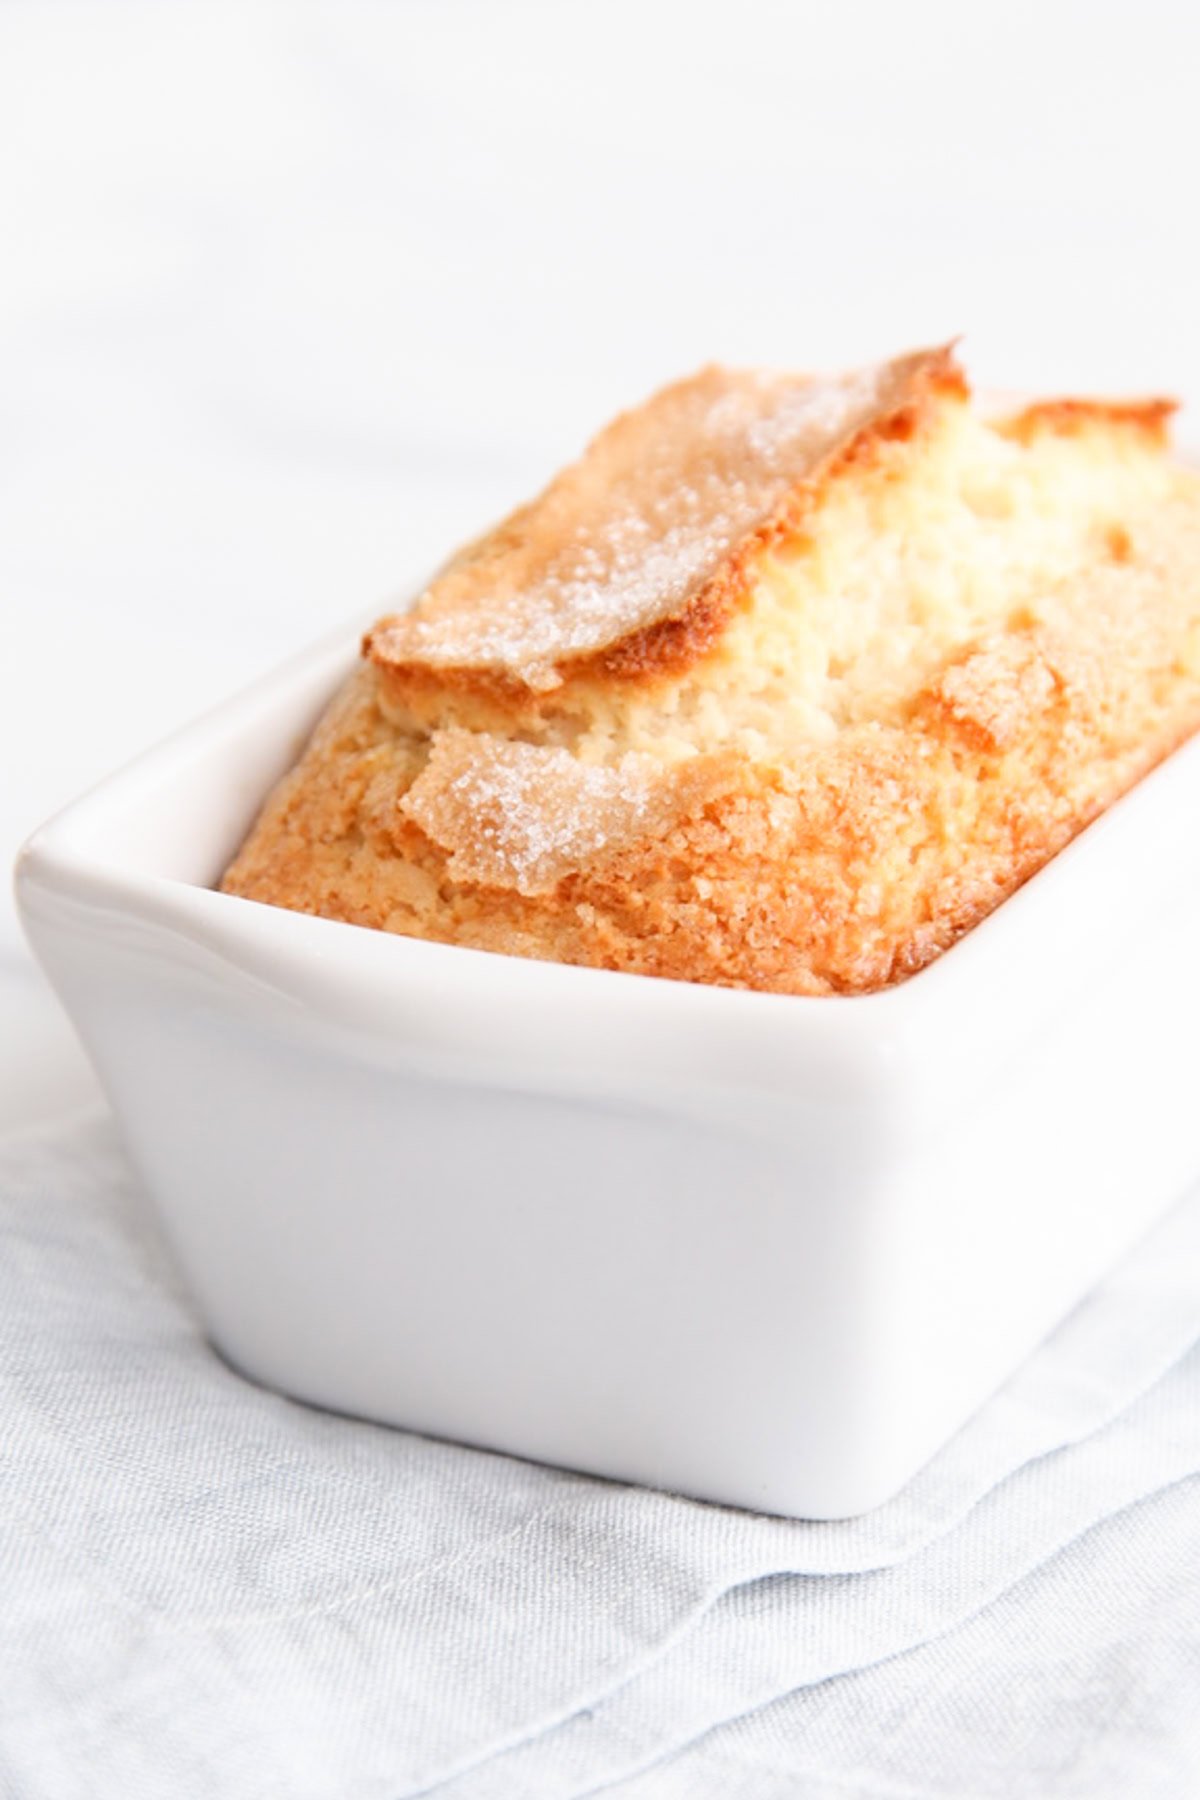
367 353 934 692
401 732 676 895
222 350 1200 996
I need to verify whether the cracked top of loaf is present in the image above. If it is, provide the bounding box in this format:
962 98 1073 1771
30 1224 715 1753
222 345 1200 995
366 347 961 697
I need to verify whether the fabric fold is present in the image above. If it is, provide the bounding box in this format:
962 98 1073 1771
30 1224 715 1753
600 1474 1200 1800
421 1348 1200 1799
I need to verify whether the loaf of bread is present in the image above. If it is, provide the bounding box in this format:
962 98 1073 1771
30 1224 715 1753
221 345 1200 995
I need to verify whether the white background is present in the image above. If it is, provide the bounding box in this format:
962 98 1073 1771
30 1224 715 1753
4 0 1200 1120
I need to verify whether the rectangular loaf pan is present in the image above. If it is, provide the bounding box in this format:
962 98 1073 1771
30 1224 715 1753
15 623 1200 1518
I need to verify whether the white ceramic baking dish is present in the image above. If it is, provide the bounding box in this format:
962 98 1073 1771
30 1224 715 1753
14 625 1200 1518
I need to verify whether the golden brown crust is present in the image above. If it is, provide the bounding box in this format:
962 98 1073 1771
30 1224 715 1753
1000 395 1177 445
366 346 964 714
221 349 1200 997
573 358 965 691
220 658 1199 997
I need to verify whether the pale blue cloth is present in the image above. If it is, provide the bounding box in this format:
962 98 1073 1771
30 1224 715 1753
1 1112 1197 1799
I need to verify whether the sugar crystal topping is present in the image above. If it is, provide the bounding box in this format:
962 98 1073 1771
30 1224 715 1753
400 730 687 894
370 353 942 691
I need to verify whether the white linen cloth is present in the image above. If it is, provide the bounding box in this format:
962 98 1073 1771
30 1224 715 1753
1 1109 1198 1799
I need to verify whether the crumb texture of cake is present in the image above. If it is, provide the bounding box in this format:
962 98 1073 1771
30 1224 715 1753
221 345 1200 995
